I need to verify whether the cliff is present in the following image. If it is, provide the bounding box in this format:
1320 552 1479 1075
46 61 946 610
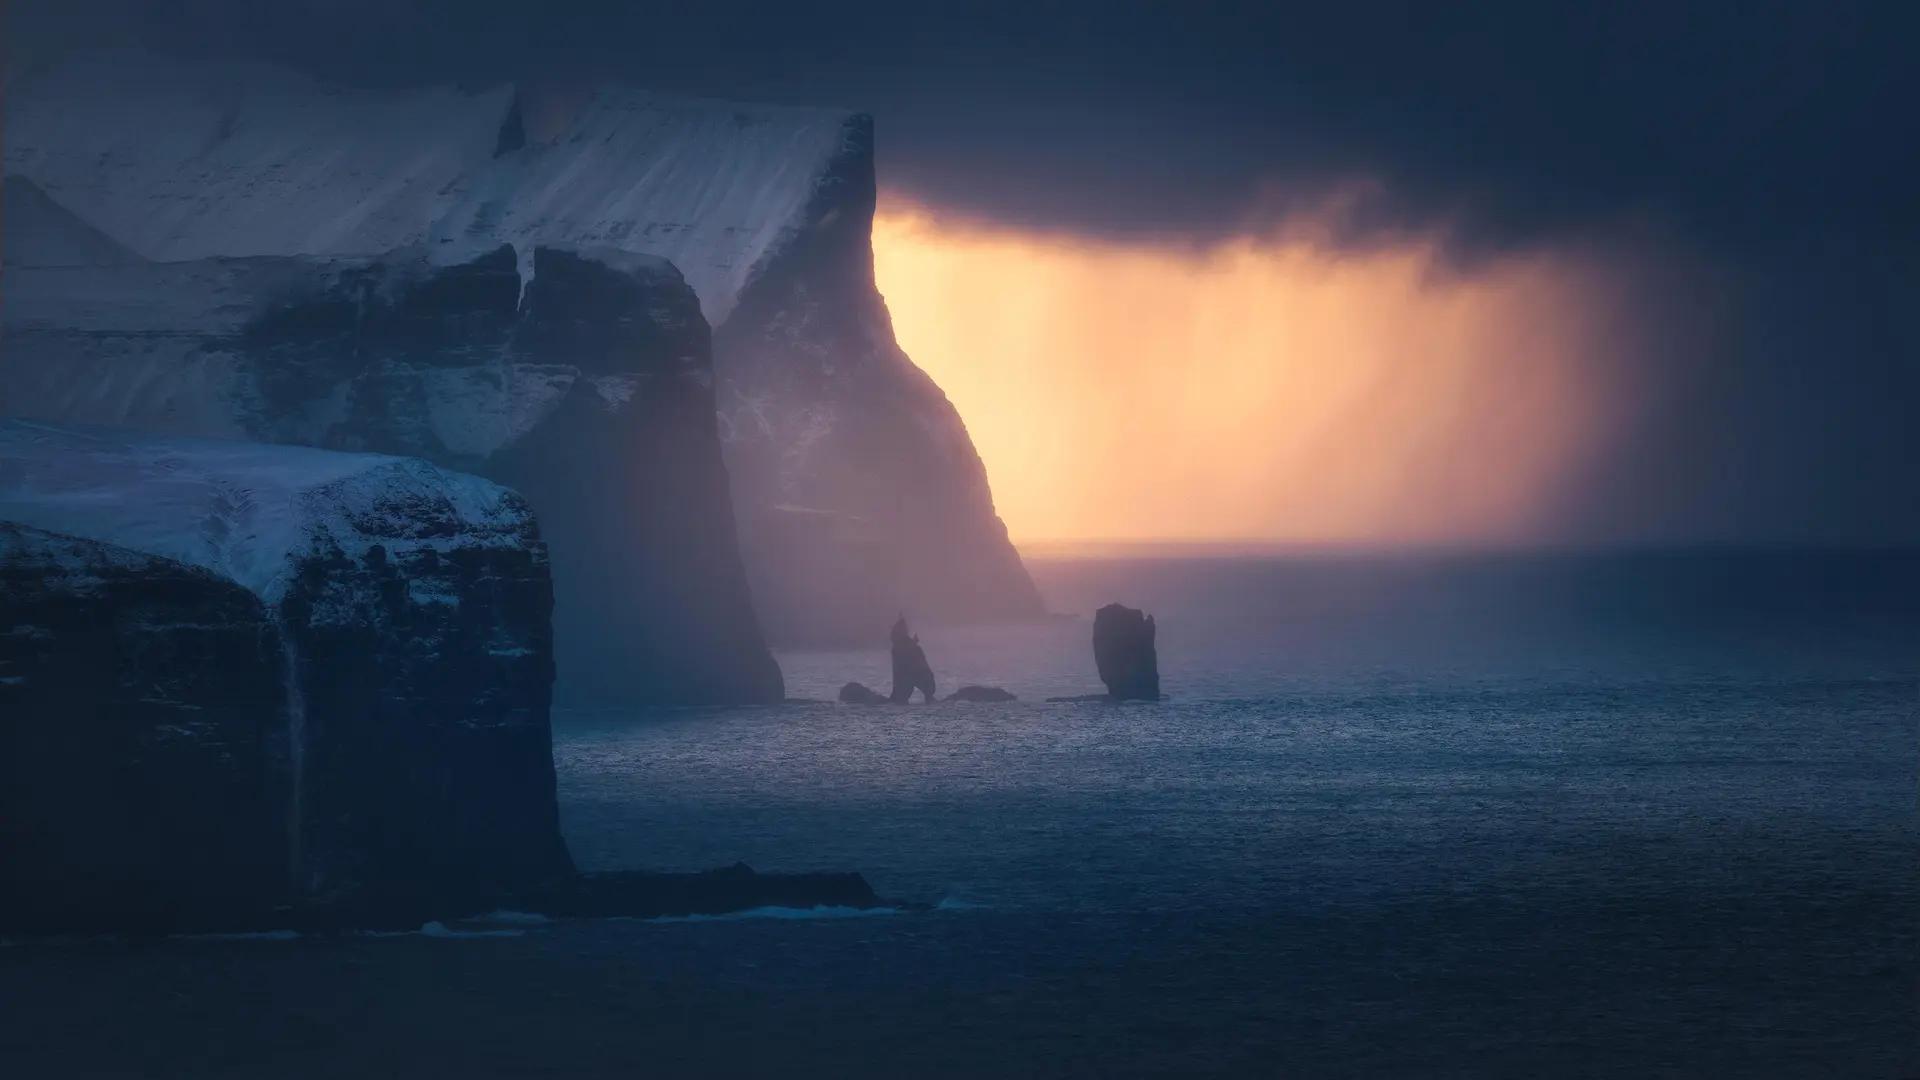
0 421 571 930
2 176 780 703
3 49 1042 645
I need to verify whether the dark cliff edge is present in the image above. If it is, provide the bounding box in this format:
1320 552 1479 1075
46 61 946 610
0 424 570 930
0 424 880 933
0 198 781 704
0 522 290 931
238 243 782 705
715 115 1044 643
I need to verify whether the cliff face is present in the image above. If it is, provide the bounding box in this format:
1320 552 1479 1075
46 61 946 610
713 116 1043 641
3 174 780 702
4 50 1041 647
0 522 288 930
235 243 779 704
0 422 571 930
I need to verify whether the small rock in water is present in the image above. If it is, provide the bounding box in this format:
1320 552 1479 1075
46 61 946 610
945 685 1016 702
838 682 890 705
1094 603 1161 701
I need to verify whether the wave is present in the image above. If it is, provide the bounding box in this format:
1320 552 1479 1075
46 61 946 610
470 910 552 926
644 904 907 923
418 921 525 938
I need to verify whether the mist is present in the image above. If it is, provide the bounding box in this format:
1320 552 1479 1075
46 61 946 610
876 204 1681 546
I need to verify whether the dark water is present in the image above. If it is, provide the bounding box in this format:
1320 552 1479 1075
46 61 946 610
4 551 1916 1077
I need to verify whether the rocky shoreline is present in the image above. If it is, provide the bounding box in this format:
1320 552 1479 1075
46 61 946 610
3 864 892 937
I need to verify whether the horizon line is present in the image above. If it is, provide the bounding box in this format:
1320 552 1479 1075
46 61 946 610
1011 537 1920 558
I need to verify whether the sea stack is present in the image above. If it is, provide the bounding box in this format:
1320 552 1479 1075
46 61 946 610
1093 603 1160 700
889 617 937 703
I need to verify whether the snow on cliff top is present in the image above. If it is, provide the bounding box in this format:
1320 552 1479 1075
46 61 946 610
3 53 508 267
0 420 532 601
4 50 857 323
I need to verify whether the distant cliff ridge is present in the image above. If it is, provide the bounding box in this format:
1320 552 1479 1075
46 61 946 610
3 50 1042 644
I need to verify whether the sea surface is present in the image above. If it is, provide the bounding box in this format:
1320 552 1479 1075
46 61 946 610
4 550 1915 1078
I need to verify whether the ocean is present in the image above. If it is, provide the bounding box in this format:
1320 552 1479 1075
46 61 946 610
3 550 1915 1077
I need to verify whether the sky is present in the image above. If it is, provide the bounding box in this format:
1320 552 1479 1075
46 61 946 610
9 1 1917 545
874 207 1664 544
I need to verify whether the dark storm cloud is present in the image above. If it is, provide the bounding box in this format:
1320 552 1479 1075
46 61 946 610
14 1 1914 255
8 1 1918 541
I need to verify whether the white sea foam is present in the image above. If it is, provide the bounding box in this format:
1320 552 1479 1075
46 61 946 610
646 905 904 924
471 910 552 926
417 921 526 939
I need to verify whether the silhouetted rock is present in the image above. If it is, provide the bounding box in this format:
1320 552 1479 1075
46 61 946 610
890 617 937 703
1094 603 1161 700
947 685 1017 702
838 682 890 705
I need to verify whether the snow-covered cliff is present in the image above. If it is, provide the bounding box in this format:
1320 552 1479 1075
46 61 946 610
4 50 1041 645
2 172 781 702
0 421 571 930
3 51 839 325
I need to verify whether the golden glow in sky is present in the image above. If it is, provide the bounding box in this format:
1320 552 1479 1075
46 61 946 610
872 205 1634 545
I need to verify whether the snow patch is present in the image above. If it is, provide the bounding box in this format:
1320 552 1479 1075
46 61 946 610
4 51 510 264
418 920 525 939
0 420 532 603
471 910 551 926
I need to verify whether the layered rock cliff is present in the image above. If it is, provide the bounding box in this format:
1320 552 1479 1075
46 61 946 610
0 521 288 930
2 176 779 702
4 49 1042 646
0 422 572 930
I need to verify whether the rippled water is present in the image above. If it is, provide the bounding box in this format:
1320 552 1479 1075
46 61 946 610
4 552 1915 1077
